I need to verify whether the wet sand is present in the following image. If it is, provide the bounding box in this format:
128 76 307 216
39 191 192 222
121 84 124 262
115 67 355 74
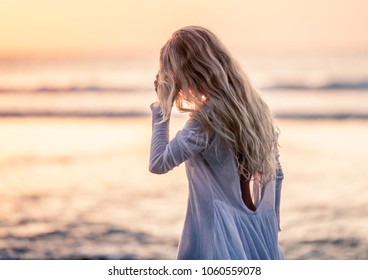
0 116 367 259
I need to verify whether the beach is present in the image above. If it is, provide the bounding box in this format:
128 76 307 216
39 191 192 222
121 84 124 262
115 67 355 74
0 116 367 259
1 0 368 264
0 53 367 259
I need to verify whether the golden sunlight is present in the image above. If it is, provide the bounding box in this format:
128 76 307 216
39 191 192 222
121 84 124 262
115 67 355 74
0 0 367 57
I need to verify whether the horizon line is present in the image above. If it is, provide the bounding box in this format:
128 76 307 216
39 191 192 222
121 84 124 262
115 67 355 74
2 49 368 60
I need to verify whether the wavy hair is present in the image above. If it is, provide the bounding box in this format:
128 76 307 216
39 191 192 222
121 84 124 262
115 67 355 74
156 26 279 183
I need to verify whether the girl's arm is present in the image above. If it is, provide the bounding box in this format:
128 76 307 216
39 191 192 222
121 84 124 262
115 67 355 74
149 102 207 174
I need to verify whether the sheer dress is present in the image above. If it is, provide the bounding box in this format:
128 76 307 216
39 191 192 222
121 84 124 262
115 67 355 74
149 102 284 260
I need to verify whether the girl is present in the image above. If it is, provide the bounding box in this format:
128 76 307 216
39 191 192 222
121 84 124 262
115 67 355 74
149 26 284 260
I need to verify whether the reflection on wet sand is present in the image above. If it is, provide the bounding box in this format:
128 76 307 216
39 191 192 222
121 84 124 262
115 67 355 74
0 117 367 259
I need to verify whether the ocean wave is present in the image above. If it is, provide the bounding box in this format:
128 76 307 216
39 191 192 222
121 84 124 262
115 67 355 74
0 85 150 94
0 111 149 118
1 110 368 120
262 80 368 91
1 79 368 94
275 113 368 120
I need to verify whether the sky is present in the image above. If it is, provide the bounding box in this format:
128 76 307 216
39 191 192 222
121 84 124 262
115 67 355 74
0 0 367 57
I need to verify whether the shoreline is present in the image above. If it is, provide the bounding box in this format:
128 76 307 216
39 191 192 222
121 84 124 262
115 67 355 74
0 117 367 259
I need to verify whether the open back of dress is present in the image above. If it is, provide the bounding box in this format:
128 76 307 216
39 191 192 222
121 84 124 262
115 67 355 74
149 104 284 259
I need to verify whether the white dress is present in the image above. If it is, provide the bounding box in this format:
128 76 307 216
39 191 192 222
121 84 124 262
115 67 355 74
149 102 284 260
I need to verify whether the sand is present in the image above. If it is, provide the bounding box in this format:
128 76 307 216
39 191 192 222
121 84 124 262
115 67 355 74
0 116 367 259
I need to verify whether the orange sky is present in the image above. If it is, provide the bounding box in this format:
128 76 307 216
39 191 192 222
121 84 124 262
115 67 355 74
0 0 367 57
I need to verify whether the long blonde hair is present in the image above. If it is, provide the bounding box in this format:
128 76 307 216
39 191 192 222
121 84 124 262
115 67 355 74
156 26 279 182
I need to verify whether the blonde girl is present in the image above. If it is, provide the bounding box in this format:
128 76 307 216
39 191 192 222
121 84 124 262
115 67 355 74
149 26 284 260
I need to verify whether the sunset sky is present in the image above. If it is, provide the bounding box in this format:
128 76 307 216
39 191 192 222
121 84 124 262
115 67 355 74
0 0 367 57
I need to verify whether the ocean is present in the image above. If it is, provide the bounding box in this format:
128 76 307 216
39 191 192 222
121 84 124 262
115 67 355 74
0 54 367 260
1 53 368 118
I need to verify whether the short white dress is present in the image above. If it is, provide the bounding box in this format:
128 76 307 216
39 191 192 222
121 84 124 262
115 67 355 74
149 102 284 260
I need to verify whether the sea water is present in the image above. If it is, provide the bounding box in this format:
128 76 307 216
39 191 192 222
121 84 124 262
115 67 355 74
0 53 367 260
0 53 367 118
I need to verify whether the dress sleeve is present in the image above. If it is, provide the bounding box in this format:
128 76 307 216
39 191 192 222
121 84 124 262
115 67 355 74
149 102 207 174
275 153 284 231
